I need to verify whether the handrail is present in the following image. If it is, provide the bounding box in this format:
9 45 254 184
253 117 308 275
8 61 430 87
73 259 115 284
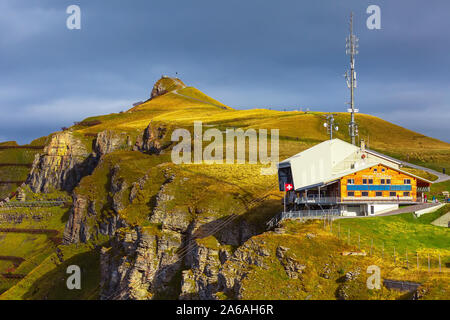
267 209 340 229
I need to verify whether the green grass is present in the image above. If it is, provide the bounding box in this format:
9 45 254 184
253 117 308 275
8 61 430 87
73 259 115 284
221 220 449 300
0 242 102 300
0 203 70 294
427 180 450 201
336 205 450 264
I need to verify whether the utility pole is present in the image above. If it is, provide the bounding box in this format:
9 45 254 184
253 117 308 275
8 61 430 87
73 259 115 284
324 114 339 140
345 12 359 145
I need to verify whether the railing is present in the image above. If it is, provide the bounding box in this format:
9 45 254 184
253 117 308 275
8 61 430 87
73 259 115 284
341 196 420 203
267 209 341 229
295 195 423 204
295 196 340 204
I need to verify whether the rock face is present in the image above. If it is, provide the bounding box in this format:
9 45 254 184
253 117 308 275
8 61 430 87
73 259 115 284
97 168 259 300
63 164 129 244
133 122 171 155
100 226 183 300
179 242 221 300
217 239 270 299
275 246 306 279
27 130 131 194
27 132 96 193
93 130 130 157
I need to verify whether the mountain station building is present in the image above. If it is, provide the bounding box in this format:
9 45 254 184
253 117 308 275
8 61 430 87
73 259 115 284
277 139 432 216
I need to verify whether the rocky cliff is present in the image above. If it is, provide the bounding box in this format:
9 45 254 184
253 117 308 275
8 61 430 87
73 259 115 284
27 130 131 194
27 132 95 193
97 167 259 300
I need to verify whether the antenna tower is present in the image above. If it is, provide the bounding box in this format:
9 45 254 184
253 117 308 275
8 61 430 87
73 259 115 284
345 12 359 145
323 114 339 140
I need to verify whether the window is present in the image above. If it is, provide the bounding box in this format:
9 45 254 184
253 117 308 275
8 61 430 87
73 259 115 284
386 179 391 184
362 179 367 184
381 179 385 184
368 179 374 184
403 192 410 197
362 191 369 197
376 192 382 197
347 191 355 197
374 168 377 173
347 179 354 185
404 179 411 185
382 168 385 172
390 192 396 197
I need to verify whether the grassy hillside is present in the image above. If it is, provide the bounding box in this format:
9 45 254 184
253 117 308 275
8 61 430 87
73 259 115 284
0 193 69 295
0 77 449 300
336 205 450 266
223 219 449 300
0 137 49 199
61 79 450 171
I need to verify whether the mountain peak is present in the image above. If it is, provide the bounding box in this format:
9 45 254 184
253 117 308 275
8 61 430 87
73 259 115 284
150 75 186 99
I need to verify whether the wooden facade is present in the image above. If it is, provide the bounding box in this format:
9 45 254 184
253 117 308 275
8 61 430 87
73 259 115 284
340 164 425 202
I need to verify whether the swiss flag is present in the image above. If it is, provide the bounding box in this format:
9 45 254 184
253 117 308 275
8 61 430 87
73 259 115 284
285 183 293 191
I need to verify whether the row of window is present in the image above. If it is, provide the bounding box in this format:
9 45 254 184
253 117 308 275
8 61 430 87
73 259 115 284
347 191 410 197
347 179 411 185
373 168 386 173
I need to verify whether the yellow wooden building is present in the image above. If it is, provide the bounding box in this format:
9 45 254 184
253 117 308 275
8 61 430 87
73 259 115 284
278 139 432 216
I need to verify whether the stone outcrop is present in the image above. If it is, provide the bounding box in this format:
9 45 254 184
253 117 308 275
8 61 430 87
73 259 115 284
27 132 96 193
63 163 131 244
217 239 270 299
97 168 260 300
27 130 131 194
93 130 130 157
100 226 183 300
275 246 306 279
133 122 170 155
179 241 221 300
150 76 186 99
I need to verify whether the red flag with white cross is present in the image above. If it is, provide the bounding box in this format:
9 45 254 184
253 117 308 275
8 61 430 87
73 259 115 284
284 183 293 191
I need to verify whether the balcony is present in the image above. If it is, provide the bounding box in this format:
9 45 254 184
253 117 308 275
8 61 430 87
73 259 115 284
294 195 423 205
267 209 341 228
341 196 420 204
295 195 340 205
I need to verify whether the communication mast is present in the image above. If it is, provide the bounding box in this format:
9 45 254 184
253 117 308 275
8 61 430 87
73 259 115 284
323 114 339 140
345 12 359 145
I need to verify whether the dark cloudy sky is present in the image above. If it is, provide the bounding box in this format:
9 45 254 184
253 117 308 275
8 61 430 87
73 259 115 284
1 0 449 144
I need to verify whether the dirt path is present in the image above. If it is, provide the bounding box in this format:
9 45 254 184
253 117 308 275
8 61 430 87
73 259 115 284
366 148 450 183
399 161 450 183
172 89 229 110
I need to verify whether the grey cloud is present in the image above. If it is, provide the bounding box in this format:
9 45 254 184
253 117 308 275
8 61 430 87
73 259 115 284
0 0 449 143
